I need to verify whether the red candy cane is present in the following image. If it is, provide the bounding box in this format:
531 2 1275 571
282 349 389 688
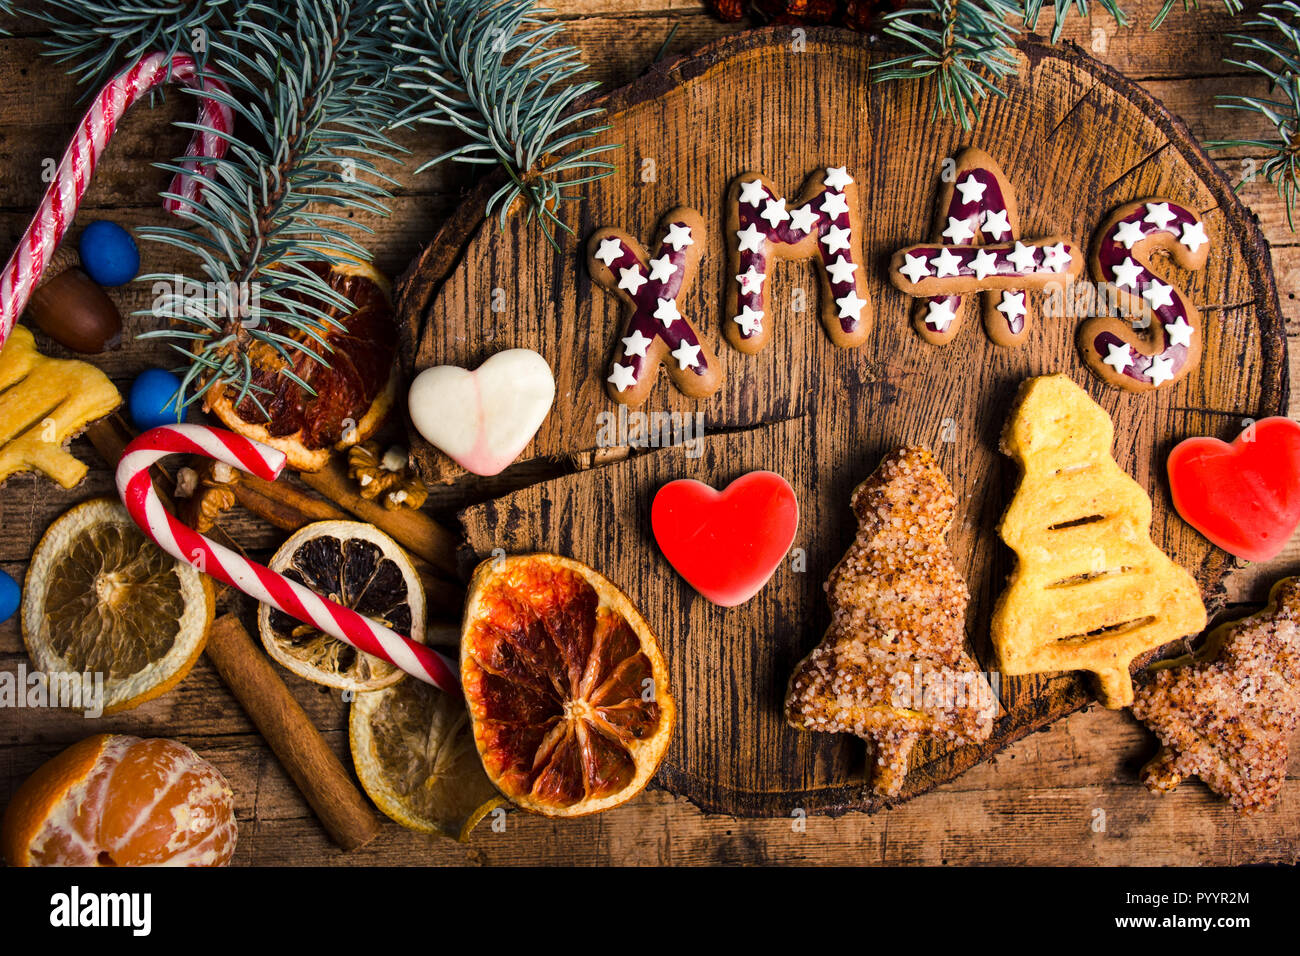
116 424 461 698
0 51 233 349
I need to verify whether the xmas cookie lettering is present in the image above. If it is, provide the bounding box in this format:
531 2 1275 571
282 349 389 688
1079 198 1209 391
725 166 871 353
889 148 1083 346
588 207 723 407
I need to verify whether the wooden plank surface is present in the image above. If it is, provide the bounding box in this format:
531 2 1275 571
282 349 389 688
1 0 1299 865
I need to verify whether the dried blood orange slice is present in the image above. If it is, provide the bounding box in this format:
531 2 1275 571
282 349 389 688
461 554 675 817
204 258 399 473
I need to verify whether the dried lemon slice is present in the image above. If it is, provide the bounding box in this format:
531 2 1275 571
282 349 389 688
350 677 502 840
21 498 214 714
259 520 426 691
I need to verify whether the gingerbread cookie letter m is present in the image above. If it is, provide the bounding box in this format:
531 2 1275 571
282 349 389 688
725 166 871 354
588 207 723 408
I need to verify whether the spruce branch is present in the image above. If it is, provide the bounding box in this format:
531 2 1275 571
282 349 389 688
1023 0 1128 43
1208 0 1300 228
390 0 618 250
873 0 1023 130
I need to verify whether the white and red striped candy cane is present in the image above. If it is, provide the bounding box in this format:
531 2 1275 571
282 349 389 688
0 51 233 350
116 424 461 697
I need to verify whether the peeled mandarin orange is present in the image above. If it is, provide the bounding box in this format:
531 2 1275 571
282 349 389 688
461 553 675 817
1 734 237 867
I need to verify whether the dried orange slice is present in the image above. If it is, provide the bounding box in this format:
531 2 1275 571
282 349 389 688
461 554 675 817
22 499 214 714
259 520 426 691
349 677 502 840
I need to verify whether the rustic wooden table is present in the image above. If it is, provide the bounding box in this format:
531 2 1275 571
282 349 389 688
2 0 1297 865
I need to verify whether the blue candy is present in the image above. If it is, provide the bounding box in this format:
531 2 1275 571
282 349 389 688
78 220 139 287
129 368 188 431
0 569 19 625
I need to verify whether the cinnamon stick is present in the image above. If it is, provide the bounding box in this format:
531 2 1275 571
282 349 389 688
205 614 381 851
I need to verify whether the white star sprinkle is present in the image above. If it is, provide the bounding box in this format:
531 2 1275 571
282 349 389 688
618 265 647 295
607 362 637 392
738 179 767 208
1113 219 1146 250
1165 315 1194 348
654 298 681 327
671 340 701 370
621 329 652 357
1041 242 1071 273
1007 241 1038 273
789 205 819 234
1142 278 1174 312
997 291 1027 324
824 166 853 190
942 216 976 244
1180 220 1209 253
734 306 763 336
1102 341 1133 374
1144 202 1178 231
594 237 623 267
955 173 987 205
663 222 694 251
761 197 790 229
647 255 675 283
736 266 766 294
899 253 931 284
821 224 852 255
926 299 957 331
982 209 1011 240
836 290 868 320
1111 256 1144 289
826 255 858 285
933 247 962 278
821 191 849 218
736 223 765 254
1146 354 1175 386
970 248 998 280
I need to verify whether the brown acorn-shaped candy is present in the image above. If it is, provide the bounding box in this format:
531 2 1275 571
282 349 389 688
26 245 123 353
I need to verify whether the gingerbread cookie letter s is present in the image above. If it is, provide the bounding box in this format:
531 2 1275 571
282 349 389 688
1131 576 1300 812
1079 199 1208 391
889 147 1084 347
991 375 1206 709
725 166 871 354
588 207 722 408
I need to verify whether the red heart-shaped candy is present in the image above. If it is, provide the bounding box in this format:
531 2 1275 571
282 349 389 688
651 471 799 607
1167 416 1300 562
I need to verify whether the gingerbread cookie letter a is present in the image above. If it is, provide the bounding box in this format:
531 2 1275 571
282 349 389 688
725 166 871 354
991 375 1206 708
889 147 1083 347
588 207 722 408
1132 577 1300 812
1079 199 1209 391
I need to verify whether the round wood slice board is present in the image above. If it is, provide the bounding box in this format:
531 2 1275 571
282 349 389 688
396 28 1286 816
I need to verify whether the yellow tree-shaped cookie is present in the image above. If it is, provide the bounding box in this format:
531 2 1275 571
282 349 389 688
0 325 121 488
991 375 1205 707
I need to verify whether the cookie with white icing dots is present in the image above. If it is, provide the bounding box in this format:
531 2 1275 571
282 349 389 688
889 147 1084 347
724 165 872 354
1078 198 1209 391
587 207 723 408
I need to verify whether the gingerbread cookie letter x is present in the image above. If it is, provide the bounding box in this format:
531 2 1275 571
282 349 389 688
725 166 871 353
588 208 722 408
1079 199 1209 391
889 148 1083 346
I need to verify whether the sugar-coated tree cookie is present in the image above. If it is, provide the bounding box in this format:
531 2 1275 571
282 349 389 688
587 207 722 408
785 446 996 797
889 147 1084 347
991 374 1206 708
724 166 871 354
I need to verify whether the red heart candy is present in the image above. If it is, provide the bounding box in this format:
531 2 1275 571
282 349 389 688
1167 416 1300 563
651 471 799 607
